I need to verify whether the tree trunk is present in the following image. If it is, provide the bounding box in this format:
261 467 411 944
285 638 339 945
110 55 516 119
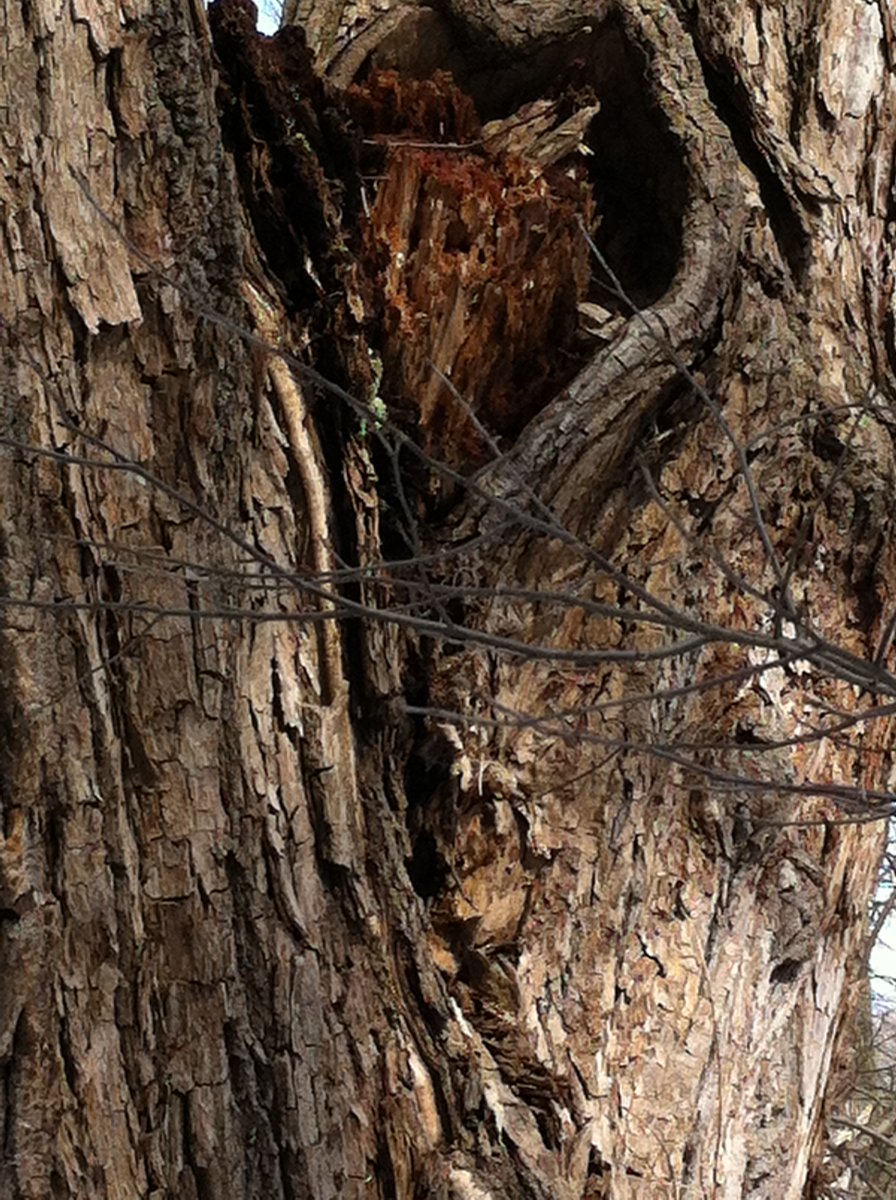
1 0 894 1197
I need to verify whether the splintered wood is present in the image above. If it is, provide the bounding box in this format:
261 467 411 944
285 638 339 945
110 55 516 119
351 70 598 474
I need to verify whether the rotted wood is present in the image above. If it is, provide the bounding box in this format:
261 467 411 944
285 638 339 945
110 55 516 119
350 68 598 481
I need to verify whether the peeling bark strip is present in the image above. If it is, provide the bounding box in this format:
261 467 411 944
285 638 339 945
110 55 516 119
1 0 895 1198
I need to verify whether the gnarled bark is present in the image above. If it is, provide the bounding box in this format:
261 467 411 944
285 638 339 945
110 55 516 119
1 0 894 1197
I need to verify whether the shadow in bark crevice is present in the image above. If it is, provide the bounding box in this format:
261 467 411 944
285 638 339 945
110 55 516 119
687 31 812 287
404 721 457 901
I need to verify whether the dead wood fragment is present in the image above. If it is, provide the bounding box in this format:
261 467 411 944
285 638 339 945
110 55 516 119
351 69 598 486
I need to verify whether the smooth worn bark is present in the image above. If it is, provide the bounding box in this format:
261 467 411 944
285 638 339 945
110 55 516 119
1 0 895 1198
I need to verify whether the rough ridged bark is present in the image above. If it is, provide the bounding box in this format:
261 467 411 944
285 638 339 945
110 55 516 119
1 0 895 1198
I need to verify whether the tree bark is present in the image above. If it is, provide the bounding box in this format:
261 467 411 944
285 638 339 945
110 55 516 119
1 0 894 1198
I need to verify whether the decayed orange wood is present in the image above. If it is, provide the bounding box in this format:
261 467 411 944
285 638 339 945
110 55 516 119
353 70 596 473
